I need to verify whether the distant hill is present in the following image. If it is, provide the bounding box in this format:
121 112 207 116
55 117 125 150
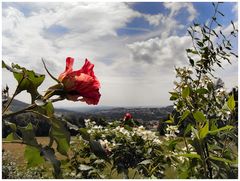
9 99 29 111
3 99 173 137
7 99 173 122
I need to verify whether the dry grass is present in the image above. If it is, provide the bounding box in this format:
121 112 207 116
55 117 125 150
2 137 67 166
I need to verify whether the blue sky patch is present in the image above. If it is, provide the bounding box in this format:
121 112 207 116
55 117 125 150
131 2 169 15
46 25 69 36
117 17 151 36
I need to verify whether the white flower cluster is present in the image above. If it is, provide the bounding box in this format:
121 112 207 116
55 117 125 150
84 119 96 128
112 126 131 137
165 125 179 140
132 126 162 144
84 120 163 149
199 75 212 86
99 139 112 151
176 67 193 77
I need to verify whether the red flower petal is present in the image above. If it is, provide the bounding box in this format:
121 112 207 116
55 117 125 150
58 57 74 81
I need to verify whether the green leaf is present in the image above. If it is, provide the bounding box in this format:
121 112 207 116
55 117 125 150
184 124 192 136
18 123 38 147
5 133 21 141
165 120 174 124
182 86 190 98
11 63 45 103
186 49 198 54
177 153 201 159
227 95 235 111
179 110 190 124
169 92 179 101
209 125 234 135
50 118 70 155
191 126 200 140
41 146 62 178
209 156 237 164
36 101 54 117
199 121 209 139
79 128 91 141
195 88 209 94
193 111 206 123
24 145 44 167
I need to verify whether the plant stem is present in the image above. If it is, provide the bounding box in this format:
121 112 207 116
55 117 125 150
204 142 213 178
2 76 25 114
42 58 60 83
2 104 37 119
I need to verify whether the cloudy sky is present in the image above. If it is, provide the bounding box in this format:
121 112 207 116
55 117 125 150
2 2 238 108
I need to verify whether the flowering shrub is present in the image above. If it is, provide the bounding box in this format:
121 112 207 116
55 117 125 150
167 3 238 178
64 119 165 178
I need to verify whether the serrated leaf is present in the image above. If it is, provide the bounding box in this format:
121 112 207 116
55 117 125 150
199 121 209 139
193 111 206 123
50 118 70 155
182 86 190 98
11 63 45 103
24 145 44 168
227 95 235 111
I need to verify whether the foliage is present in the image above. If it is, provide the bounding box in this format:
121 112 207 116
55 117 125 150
2 60 72 178
168 2 238 179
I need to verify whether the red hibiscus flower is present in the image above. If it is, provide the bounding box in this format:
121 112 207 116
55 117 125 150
123 113 132 121
58 57 101 105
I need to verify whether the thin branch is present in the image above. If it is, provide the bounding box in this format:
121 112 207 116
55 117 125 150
2 76 25 114
2 104 37 119
42 58 60 83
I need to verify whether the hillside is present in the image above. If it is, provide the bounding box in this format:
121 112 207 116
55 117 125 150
8 99 173 122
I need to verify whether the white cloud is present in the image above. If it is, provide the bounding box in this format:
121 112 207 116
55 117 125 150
163 2 197 21
143 14 164 26
127 36 191 67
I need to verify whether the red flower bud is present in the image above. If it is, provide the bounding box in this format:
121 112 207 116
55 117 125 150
124 113 132 121
58 57 101 105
